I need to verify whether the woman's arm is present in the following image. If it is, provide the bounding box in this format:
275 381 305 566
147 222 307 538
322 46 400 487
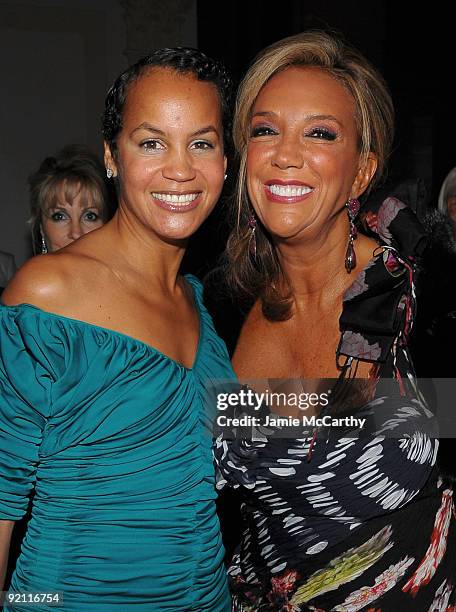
0 520 14 589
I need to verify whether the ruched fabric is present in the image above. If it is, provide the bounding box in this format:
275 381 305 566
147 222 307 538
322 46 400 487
0 275 233 611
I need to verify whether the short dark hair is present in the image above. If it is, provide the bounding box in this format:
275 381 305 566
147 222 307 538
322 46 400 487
102 47 233 154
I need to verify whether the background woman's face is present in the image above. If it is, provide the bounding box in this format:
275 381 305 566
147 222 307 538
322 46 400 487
105 68 226 243
246 66 375 243
41 183 105 252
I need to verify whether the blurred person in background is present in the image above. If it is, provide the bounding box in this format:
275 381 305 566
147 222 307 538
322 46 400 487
438 166 456 238
28 144 112 254
0 251 16 293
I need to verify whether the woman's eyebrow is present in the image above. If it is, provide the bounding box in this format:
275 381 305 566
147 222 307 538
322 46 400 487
191 126 219 137
252 111 343 126
131 123 219 137
131 121 218 136
251 111 277 119
131 122 165 136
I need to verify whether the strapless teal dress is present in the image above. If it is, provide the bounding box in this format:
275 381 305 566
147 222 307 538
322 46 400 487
0 275 233 611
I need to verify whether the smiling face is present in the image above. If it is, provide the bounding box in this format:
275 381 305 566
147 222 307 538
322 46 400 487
41 181 105 252
246 66 377 242
105 68 227 243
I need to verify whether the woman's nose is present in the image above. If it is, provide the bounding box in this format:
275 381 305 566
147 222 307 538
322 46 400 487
271 136 304 170
68 219 83 241
162 149 196 182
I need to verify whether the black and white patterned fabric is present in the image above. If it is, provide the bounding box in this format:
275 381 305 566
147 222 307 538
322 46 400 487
214 198 456 611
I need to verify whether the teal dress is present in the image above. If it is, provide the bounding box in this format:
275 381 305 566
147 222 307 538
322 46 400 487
0 275 233 611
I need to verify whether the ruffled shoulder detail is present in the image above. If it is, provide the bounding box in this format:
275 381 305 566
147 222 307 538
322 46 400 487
0 302 179 450
0 304 61 518
184 273 204 299
337 197 428 366
0 303 61 412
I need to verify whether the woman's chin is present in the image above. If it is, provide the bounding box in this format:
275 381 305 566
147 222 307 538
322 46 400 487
152 222 203 244
262 219 313 243
146 205 214 243
257 207 314 234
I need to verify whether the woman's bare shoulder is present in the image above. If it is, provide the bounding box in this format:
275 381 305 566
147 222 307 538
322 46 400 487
2 252 92 310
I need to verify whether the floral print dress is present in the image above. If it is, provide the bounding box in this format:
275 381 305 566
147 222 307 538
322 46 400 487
214 198 456 611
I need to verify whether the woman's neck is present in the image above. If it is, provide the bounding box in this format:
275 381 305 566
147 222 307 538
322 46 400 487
99 209 187 292
274 216 376 311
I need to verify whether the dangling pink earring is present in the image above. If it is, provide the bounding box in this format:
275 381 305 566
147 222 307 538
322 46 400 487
248 214 257 259
345 198 360 273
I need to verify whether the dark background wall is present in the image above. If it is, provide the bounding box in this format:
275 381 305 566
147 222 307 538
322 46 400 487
198 0 443 200
0 0 452 271
0 0 127 265
187 0 448 277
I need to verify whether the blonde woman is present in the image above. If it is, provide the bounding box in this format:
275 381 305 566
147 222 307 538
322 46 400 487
28 145 111 254
215 31 455 610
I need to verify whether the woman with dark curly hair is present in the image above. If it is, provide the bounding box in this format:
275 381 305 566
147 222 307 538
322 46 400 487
0 48 233 610
214 31 455 610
